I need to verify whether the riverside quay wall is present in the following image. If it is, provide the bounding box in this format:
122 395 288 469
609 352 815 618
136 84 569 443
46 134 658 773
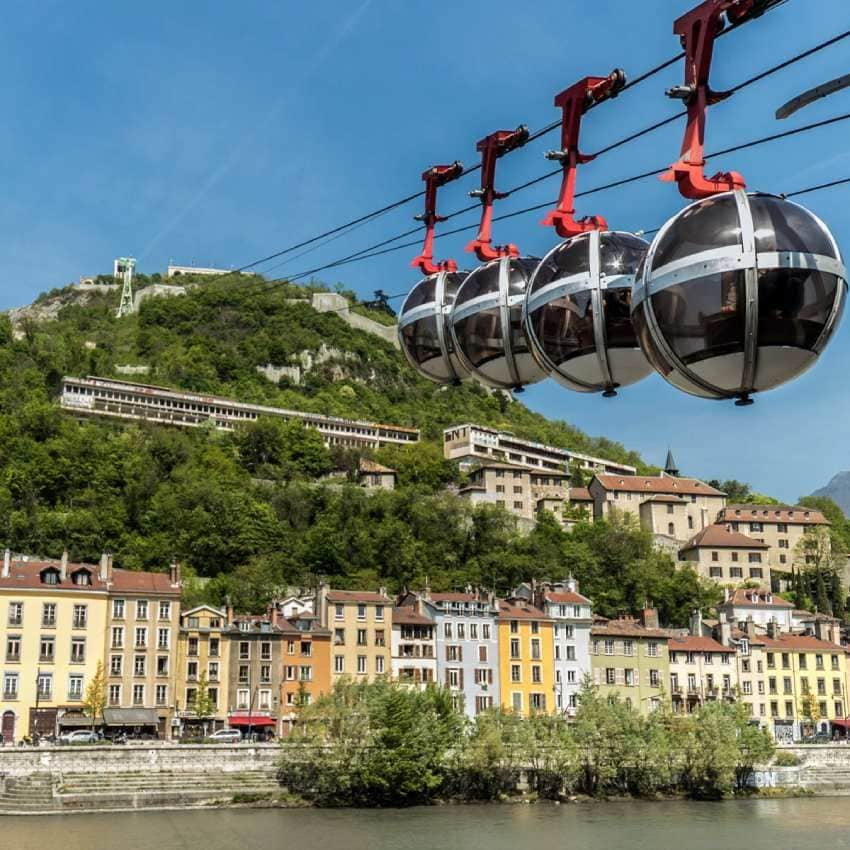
0 743 279 778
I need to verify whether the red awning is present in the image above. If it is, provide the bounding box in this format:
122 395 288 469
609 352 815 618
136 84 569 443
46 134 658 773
831 718 850 729
227 715 276 727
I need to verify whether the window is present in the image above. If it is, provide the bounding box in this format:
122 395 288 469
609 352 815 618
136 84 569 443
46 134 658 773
156 685 168 706
42 603 57 627
730 567 743 578
777 523 788 533
68 673 83 699
509 639 520 659
7 602 22 627
187 617 199 628
444 623 453 639
157 628 170 650
3 672 18 699
6 635 20 662
799 654 808 670
357 629 367 646
447 645 461 662
258 690 271 711
72 570 91 586
375 656 385 675
625 668 635 687
133 685 144 706
668 523 675 535
531 665 542 684
709 567 723 577
110 654 123 676
531 638 541 660
778 539 788 549
357 655 367 675
187 661 198 680
158 601 171 621
457 623 466 639
649 669 661 687
334 655 344 674
470 623 478 640
37 673 52 699
136 600 149 620
605 668 616 685
478 645 488 663
749 568 763 578
42 569 59 585
335 604 344 620
73 605 87 629
157 656 169 676
482 624 491 640
357 604 366 621
530 693 546 712
108 684 121 706
647 642 659 658
300 641 312 657
209 638 219 657
731 552 739 562
511 693 522 712
260 641 272 660
260 664 271 683
667 504 674 515
604 640 615 656
375 605 384 622
239 641 250 660
748 553 762 564
134 627 147 649
711 551 719 562
510 620 518 634
334 628 345 645
238 664 249 684
187 636 199 657
71 638 86 664
40 636 55 663
236 689 249 710
751 522 763 532
134 655 146 677
779 554 787 564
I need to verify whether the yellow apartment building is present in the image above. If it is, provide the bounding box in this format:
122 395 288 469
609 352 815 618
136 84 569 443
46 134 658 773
497 599 554 716
590 611 670 715
175 605 230 736
317 586 391 682
0 551 109 742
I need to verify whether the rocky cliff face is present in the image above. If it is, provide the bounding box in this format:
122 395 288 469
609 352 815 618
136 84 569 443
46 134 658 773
811 472 850 516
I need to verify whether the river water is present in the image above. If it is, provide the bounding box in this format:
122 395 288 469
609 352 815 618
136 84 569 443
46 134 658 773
5 798 850 849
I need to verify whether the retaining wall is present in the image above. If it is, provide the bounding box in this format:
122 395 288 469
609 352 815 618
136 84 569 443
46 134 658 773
0 743 279 778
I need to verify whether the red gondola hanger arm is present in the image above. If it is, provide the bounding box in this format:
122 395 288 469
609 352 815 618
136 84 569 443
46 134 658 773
661 0 778 199
465 126 529 262
542 70 625 239
411 161 464 275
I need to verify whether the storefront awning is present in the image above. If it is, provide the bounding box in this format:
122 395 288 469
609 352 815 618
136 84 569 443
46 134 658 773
831 718 850 729
227 715 275 727
59 714 101 728
102 708 160 727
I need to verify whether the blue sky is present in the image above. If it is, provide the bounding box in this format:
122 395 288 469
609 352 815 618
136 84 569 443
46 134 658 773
1 0 849 503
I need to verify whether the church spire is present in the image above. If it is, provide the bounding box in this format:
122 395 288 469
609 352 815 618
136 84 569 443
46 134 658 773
664 448 679 477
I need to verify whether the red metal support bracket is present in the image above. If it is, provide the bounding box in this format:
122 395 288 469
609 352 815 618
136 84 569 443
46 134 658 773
660 0 770 199
542 69 626 239
411 161 464 276
465 126 529 262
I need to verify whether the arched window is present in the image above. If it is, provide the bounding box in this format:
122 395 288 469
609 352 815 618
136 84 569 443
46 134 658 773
668 522 675 536
41 569 60 585
72 570 91 586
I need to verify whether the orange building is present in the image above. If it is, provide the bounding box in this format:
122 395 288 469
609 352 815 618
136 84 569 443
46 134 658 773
279 611 332 734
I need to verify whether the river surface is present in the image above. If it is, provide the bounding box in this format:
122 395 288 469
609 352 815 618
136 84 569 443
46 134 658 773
5 798 850 849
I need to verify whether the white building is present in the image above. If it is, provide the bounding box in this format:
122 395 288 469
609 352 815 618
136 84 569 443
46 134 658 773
717 587 795 630
167 264 230 278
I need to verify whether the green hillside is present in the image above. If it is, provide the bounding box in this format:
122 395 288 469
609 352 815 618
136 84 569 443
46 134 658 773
0 273 721 624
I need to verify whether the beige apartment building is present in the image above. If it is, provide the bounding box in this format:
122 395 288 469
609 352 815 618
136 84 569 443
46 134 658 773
678 524 770 585
104 560 182 737
317 587 391 682
716 504 830 583
589 473 727 545
668 634 738 713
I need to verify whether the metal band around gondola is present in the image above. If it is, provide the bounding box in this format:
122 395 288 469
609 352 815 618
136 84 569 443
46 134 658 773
499 258 523 389
525 273 594 314
588 231 614 392
734 188 759 398
433 272 464 383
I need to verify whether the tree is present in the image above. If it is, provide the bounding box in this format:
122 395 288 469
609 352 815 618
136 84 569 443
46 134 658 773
192 671 215 720
800 692 822 736
83 660 107 731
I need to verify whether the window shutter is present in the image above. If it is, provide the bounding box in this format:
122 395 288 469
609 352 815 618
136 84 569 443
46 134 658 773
488 669 493 685
615 668 624 686
458 646 463 663
593 668 601 685
445 646 450 661
445 669 450 686
459 669 464 689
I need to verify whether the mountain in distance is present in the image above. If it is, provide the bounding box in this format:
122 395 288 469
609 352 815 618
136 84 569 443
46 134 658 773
811 472 850 517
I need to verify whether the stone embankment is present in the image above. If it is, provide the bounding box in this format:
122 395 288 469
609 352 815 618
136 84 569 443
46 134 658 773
0 744 282 815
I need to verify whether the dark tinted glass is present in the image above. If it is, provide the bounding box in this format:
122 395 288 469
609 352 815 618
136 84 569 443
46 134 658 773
650 271 746 365
600 233 648 276
400 316 440 366
631 303 673 377
455 262 500 305
750 194 837 258
443 272 467 302
529 236 591 294
402 277 437 313
757 268 841 350
603 288 639 349
528 290 595 365
652 195 742 271
507 258 539 298
453 308 503 369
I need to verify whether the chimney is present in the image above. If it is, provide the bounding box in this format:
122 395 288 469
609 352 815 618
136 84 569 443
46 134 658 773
107 553 113 582
99 553 109 582
689 609 702 637
60 549 68 581
566 575 578 594
641 606 659 630
766 619 778 640
423 576 432 601
317 581 329 628
225 596 234 625
2 549 9 579
718 618 732 647
169 559 181 587
269 605 279 628
379 586 387 600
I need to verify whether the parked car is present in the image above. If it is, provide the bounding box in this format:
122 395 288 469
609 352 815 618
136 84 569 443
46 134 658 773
58 729 99 745
207 728 242 743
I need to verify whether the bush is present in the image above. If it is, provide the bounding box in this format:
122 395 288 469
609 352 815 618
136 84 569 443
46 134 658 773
774 750 801 767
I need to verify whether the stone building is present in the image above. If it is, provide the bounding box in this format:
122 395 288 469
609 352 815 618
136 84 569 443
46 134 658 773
678 523 770 585
358 459 397 491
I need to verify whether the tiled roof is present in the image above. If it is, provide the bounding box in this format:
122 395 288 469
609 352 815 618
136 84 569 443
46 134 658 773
721 588 794 609
681 524 769 551
359 459 396 475
569 487 593 501
430 592 481 603
669 635 728 653
719 504 829 525
544 591 591 605
760 633 843 652
497 600 551 621
110 568 180 595
591 616 670 640
325 589 391 604
594 474 724 497
0 559 107 593
392 606 434 626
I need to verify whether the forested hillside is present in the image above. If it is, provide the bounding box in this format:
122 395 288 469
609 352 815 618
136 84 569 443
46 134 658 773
0 273 720 622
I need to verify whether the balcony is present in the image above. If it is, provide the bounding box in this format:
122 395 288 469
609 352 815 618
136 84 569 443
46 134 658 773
2 691 17 700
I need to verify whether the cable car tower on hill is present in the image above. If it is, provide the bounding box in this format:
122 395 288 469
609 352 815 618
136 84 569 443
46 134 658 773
115 257 136 318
